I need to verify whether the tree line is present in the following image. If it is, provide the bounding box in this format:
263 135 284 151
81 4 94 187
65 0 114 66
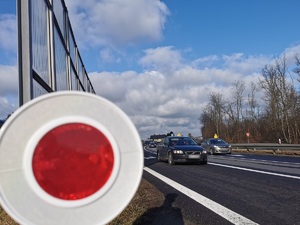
200 54 300 144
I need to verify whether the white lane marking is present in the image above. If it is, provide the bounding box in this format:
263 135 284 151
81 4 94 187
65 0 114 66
144 156 156 159
213 155 300 166
144 148 157 154
144 167 258 225
209 162 300 180
144 150 156 154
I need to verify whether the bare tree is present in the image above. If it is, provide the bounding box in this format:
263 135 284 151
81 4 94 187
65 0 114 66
246 82 259 120
200 92 225 138
243 82 262 142
259 56 297 143
199 110 214 138
199 54 300 143
221 80 245 142
294 54 300 79
232 80 245 122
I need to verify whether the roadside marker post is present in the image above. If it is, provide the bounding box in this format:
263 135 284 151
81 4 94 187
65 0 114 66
0 91 144 225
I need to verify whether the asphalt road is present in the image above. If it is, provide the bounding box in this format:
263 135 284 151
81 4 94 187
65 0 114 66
143 147 300 225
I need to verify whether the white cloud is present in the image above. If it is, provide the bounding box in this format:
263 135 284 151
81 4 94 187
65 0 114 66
0 14 17 52
222 53 272 74
0 39 297 138
88 48 273 138
0 64 18 118
138 46 182 73
65 0 169 48
99 48 121 64
192 55 219 68
60 0 273 138
0 12 20 118
0 65 18 96
281 44 300 66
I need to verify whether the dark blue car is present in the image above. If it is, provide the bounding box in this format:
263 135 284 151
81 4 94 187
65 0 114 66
157 136 207 165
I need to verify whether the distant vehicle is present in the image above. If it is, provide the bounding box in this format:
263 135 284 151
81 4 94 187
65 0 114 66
157 136 207 165
148 141 157 148
201 138 231 155
143 140 151 146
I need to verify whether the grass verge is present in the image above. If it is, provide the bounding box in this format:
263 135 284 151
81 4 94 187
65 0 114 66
0 178 164 225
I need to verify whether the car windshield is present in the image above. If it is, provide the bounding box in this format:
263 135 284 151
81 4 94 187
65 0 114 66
210 139 227 145
169 137 197 146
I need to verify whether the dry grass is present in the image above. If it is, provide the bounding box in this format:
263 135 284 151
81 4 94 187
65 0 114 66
108 178 165 225
0 208 18 225
0 179 164 225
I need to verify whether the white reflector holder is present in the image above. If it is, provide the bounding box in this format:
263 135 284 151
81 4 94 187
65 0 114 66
0 91 144 225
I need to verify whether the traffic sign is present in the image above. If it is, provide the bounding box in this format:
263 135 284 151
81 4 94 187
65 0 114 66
0 91 144 225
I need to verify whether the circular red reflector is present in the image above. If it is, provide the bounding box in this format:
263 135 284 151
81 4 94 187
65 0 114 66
32 123 114 200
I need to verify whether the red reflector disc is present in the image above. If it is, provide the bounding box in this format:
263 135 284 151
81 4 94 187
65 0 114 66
32 123 114 200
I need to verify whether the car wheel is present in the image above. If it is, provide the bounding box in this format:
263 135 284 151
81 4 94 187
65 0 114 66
168 153 175 165
200 159 207 165
157 151 161 161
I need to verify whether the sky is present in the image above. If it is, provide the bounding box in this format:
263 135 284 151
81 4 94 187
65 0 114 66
1 0 300 139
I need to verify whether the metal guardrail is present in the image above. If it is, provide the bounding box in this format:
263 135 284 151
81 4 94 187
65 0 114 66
231 143 300 151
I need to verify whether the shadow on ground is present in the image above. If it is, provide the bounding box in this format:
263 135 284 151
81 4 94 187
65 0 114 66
132 193 184 225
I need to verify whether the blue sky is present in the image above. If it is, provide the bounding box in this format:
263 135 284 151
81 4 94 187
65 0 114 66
167 1 300 57
1 0 300 138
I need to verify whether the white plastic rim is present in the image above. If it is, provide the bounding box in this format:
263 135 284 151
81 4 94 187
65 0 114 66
0 91 144 225
23 116 121 208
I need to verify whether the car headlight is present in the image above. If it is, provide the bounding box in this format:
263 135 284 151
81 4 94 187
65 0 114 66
202 150 207 154
213 145 220 150
173 150 183 154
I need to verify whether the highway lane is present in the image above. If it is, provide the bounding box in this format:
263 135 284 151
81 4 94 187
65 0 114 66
209 154 300 177
143 147 300 225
